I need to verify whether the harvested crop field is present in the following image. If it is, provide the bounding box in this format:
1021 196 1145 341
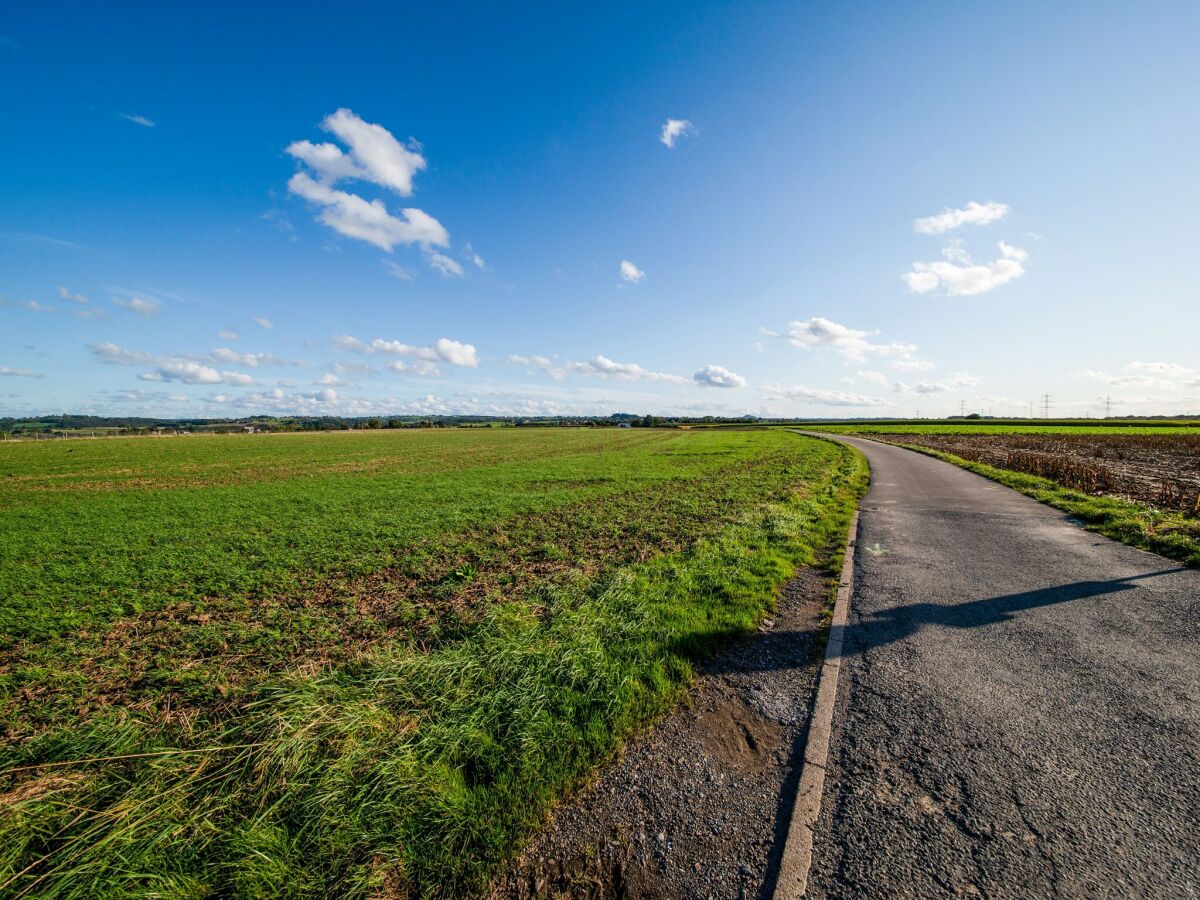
867 433 1200 516
0 427 865 897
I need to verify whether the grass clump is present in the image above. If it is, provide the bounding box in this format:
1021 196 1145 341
0 429 866 897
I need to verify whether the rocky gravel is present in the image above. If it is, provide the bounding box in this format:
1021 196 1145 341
495 568 830 899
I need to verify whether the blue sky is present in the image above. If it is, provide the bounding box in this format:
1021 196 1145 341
3 1 1198 418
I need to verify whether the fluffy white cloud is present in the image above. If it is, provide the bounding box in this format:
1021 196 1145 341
432 338 478 367
255 317 274 329
787 317 917 363
58 286 87 304
427 251 464 278
762 383 887 407
904 241 1027 296
287 108 426 196
288 173 449 252
138 361 222 385
218 329 239 340
0 365 43 378
466 244 486 269
113 296 161 317
693 364 746 389
857 370 890 386
660 118 696 148
287 109 450 255
335 334 478 368
914 201 1009 235
619 259 645 283
567 355 688 384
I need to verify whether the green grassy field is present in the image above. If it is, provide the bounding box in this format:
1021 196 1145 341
0 428 865 897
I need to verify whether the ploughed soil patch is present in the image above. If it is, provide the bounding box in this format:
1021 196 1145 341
875 433 1200 516
496 568 828 899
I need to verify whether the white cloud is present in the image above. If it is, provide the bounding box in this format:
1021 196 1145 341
58 286 88 304
0 365 43 379
206 348 306 369
432 338 479 367
508 354 568 381
998 241 1028 262
427 251 464 278
138 361 222 385
787 317 917 363
113 296 161 317
218 329 239 341
286 109 450 255
255 317 274 329
90 343 156 366
466 244 486 269
119 113 155 128
904 241 1027 296
567 355 688 384
387 359 440 377
660 118 696 148
288 172 449 252
762 383 887 407
914 201 1009 235
693 364 746 389
316 373 344 385
335 334 478 368
382 259 414 280
287 108 426 196
620 259 645 283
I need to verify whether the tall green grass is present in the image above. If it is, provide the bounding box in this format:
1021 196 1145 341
1 431 866 897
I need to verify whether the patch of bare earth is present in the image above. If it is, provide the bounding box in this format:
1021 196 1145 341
495 568 829 900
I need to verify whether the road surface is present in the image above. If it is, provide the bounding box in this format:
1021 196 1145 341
806 435 1200 898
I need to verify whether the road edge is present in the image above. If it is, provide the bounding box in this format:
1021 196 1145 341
771 508 859 900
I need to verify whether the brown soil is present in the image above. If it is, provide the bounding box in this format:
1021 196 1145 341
878 433 1200 515
494 568 829 899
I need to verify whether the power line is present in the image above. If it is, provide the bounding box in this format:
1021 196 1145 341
1041 393 1052 418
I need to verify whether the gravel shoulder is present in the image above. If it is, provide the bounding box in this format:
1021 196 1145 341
495 568 832 899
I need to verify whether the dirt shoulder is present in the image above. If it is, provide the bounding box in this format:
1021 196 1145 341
495 568 829 899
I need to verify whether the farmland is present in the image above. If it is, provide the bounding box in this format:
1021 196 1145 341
0 428 864 897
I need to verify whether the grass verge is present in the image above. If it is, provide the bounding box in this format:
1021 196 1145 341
1 434 867 898
900 444 1200 567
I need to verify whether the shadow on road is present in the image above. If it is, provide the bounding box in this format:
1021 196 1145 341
839 568 1187 657
697 568 1186 677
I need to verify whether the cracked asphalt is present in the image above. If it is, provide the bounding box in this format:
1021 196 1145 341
806 436 1200 899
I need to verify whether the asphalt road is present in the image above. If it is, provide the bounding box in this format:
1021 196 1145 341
806 435 1200 899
